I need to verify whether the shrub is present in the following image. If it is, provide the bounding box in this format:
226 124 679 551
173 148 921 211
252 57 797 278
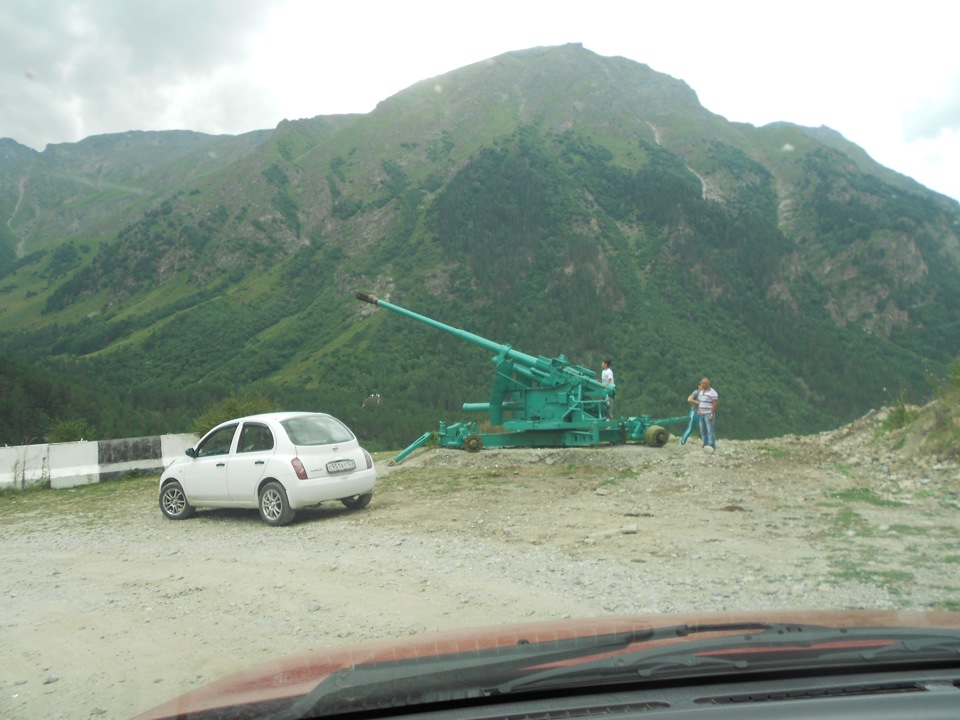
190 391 276 433
49 418 96 442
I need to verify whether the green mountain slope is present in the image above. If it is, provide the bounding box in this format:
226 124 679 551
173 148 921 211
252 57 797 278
1 44 958 448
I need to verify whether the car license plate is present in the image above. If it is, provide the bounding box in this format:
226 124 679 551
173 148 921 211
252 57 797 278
326 459 356 473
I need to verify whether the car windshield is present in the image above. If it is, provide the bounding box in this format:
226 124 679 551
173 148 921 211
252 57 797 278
281 415 355 446
2 8 960 720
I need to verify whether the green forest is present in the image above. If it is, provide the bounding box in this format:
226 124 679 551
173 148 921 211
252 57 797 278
4 127 956 450
2 46 958 451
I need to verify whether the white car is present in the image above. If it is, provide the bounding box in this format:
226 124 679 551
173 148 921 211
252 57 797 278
158 412 377 526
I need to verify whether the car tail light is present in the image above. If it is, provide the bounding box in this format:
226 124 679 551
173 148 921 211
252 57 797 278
362 449 373 469
291 457 307 480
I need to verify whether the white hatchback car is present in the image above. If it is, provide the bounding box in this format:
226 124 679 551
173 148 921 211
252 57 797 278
159 412 377 526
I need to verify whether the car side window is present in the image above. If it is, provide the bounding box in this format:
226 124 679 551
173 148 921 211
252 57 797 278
195 424 238 457
238 423 274 453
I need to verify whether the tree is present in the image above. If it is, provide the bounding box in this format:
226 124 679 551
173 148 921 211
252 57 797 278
49 418 96 442
190 390 277 433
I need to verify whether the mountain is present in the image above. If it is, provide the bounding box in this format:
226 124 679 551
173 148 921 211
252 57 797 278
1 43 958 448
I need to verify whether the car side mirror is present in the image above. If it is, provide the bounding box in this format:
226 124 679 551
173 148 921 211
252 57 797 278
185 448 197 458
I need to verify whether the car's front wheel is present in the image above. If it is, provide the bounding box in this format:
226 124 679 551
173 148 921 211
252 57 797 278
159 481 195 520
259 481 296 526
340 492 373 510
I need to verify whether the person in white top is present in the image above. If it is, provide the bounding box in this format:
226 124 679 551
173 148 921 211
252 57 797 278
601 359 614 420
687 377 718 449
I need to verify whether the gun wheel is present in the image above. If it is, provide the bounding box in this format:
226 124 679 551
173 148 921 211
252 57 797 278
644 425 669 447
463 434 484 453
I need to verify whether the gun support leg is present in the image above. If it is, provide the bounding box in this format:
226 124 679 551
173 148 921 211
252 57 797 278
391 432 433 465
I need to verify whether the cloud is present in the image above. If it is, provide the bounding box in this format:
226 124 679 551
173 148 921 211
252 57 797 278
902 76 960 142
0 0 274 149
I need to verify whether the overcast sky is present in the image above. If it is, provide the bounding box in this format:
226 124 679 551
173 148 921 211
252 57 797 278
2 0 959 203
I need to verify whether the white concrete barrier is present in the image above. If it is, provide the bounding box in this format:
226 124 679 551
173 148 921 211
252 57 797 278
0 433 199 490
0 444 49 489
49 441 100 489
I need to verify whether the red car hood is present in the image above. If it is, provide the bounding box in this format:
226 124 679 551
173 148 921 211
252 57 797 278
134 610 960 719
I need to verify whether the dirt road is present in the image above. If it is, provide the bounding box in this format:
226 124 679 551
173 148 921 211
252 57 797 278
1 409 957 719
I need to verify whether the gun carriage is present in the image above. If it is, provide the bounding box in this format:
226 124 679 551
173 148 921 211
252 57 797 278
356 292 689 462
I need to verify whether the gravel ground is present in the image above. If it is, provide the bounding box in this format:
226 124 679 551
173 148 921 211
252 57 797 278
1 407 958 719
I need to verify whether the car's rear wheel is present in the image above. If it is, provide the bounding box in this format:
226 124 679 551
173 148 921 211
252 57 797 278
259 481 296 526
159 481 195 520
340 492 373 509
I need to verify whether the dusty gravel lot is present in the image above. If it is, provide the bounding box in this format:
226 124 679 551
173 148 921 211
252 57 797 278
1 408 958 719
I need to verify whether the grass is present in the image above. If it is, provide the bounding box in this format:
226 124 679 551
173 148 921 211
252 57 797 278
385 466 521 496
875 385 960 461
818 476 959 602
828 507 874 537
886 524 931 536
888 523 958 536
879 389 920 432
591 468 636 489
830 487 904 507
0 482 52 500
0 475 156 519
756 445 790 458
384 456 621 498
829 564 916 593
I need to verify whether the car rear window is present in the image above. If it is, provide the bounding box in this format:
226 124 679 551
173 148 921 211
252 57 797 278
281 415 354 446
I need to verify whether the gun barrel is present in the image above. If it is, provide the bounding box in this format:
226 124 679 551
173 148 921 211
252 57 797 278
357 292 539 366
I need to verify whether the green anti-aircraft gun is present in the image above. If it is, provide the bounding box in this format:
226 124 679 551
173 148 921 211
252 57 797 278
356 292 689 462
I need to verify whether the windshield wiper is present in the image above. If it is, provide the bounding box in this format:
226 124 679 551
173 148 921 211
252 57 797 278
261 624 661 720
490 625 960 695
263 623 960 720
